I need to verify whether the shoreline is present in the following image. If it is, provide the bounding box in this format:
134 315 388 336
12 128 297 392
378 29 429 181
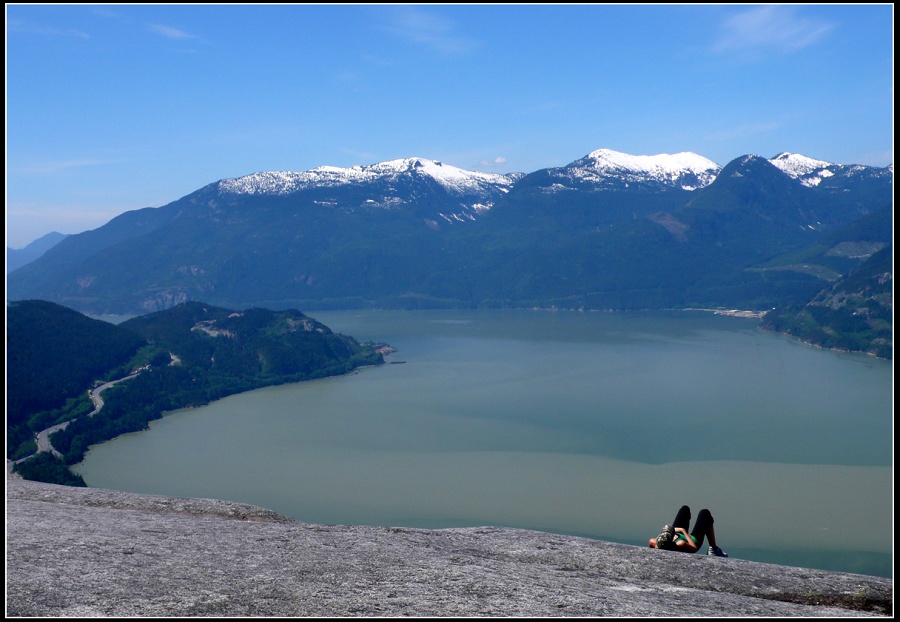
681 307 770 319
511 305 770 319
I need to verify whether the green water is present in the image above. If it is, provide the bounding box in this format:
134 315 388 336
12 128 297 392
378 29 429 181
74 310 893 577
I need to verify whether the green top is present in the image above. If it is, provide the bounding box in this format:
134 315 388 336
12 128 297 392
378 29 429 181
674 533 698 545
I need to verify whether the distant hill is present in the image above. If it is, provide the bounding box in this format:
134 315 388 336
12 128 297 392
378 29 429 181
119 301 382 387
7 300 384 476
6 232 68 273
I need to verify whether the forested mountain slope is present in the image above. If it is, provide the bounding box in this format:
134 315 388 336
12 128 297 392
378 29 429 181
7 150 890 315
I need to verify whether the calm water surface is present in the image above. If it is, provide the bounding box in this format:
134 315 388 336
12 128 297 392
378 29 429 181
75 310 893 577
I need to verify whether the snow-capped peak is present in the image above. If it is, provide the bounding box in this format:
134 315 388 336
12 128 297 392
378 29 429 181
366 158 514 194
217 157 515 197
769 152 832 176
768 153 834 187
585 148 720 175
565 149 721 190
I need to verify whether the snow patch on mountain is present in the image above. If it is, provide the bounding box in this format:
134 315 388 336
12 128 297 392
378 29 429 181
565 149 721 190
217 158 516 199
769 153 834 187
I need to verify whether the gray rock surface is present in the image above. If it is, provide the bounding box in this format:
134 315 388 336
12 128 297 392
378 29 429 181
6 477 892 617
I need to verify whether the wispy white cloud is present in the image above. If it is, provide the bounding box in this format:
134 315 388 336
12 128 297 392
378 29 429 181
6 202 132 246
384 8 479 55
7 202 123 225
705 121 780 143
7 19 89 39
91 8 127 20
14 158 127 175
339 149 380 166
147 23 200 41
712 6 833 57
479 156 507 167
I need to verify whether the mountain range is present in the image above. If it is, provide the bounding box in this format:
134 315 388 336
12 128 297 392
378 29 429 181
7 148 892 319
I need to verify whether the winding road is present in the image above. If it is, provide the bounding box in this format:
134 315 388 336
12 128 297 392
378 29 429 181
15 371 142 464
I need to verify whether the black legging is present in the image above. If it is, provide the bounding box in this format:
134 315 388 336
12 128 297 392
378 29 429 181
672 505 714 548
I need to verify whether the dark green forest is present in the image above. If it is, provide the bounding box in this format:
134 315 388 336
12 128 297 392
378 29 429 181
8 301 383 483
761 245 893 359
6 300 147 458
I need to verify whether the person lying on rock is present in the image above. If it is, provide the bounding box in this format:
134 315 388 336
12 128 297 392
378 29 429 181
649 505 728 557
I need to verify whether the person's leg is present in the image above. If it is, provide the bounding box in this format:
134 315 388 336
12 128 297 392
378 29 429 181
706 523 719 549
691 508 714 548
697 509 728 556
673 505 691 531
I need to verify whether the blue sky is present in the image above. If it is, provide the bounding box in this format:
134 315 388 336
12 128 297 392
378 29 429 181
5 4 894 248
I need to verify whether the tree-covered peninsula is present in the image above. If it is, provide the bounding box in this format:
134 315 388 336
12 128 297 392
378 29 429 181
7 300 384 485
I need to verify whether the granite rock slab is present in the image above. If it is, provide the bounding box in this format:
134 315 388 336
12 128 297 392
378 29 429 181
6 477 892 617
